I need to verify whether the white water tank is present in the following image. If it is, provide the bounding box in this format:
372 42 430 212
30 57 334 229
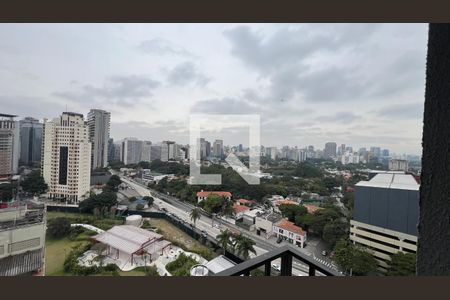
126 215 143 227
190 265 209 276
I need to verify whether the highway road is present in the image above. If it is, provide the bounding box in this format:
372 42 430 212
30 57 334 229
118 174 336 276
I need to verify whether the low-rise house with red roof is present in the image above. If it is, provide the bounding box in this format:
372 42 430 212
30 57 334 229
273 219 307 248
232 203 250 220
196 191 232 203
236 198 256 207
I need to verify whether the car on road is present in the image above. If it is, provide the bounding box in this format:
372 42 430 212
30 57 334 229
321 250 328 256
213 223 220 229
276 236 283 244
271 264 281 272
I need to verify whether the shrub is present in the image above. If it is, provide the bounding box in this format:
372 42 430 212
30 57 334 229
166 253 198 276
47 217 71 238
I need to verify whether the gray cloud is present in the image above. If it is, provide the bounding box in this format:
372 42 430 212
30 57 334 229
375 103 424 120
167 62 210 87
0 95 65 120
224 24 426 104
137 38 194 57
315 112 362 124
190 97 260 115
53 75 160 106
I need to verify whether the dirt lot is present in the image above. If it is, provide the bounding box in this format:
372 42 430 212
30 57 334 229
146 218 217 259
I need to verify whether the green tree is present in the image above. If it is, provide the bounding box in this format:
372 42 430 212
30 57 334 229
279 204 307 222
387 252 416 276
79 191 118 214
21 170 48 195
189 208 201 227
202 194 224 214
104 175 121 192
216 229 233 255
129 196 137 202
47 217 71 238
333 239 377 276
136 203 145 211
0 183 13 202
143 196 154 205
322 219 348 249
234 234 256 260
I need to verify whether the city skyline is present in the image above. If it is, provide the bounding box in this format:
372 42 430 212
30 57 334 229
0 24 427 154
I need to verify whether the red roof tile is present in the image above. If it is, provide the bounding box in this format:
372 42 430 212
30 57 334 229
275 219 305 236
275 200 299 206
196 191 232 197
237 199 255 205
232 203 250 214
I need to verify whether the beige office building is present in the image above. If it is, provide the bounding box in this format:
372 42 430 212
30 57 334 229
42 112 91 203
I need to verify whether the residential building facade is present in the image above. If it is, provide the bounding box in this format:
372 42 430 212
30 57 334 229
0 201 46 276
41 112 91 203
0 114 20 180
87 109 110 169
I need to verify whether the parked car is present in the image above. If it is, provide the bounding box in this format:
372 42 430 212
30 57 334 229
276 236 283 244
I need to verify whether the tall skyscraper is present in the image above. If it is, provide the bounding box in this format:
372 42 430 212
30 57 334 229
338 144 346 156
140 141 152 162
161 141 175 161
213 139 224 159
87 109 110 169
370 146 381 158
149 145 162 161
41 112 91 203
121 138 143 165
0 114 20 180
19 117 43 166
107 138 115 163
113 142 122 161
324 142 337 159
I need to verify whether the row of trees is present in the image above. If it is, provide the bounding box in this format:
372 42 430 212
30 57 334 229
332 239 417 276
216 229 257 259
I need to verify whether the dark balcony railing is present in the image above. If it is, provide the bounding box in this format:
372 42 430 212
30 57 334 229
214 244 342 276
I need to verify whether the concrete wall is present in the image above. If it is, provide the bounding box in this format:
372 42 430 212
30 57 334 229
353 185 419 236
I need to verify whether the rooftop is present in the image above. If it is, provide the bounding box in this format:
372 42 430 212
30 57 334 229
232 203 250 214
93 225 163 254
205 255 236 274
275 219 306 236
357 172 420 191
0 248 43 276
197 191 232 197
303 204 323 214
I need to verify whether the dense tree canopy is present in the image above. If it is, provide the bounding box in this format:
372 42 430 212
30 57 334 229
0 183 13 202
47 217 71 238
79 191 118 213
104 175 121 192
333 239 377 276
21 170 48 195
387 252 416 276
279 204 307 222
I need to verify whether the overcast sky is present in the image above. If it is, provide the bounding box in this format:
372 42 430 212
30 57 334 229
0 24 427 155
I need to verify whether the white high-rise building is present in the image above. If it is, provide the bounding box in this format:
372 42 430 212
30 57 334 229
140 141 152 162
212 139 224 159
87 109 110 169
0 114 20 180
121 138 143 165
41 112 91 203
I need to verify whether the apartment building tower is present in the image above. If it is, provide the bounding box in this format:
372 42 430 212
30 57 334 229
0 114 20 180
41 112 91 203
87 109 110 169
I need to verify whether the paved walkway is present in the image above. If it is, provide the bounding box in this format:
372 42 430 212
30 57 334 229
71 223 104 233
